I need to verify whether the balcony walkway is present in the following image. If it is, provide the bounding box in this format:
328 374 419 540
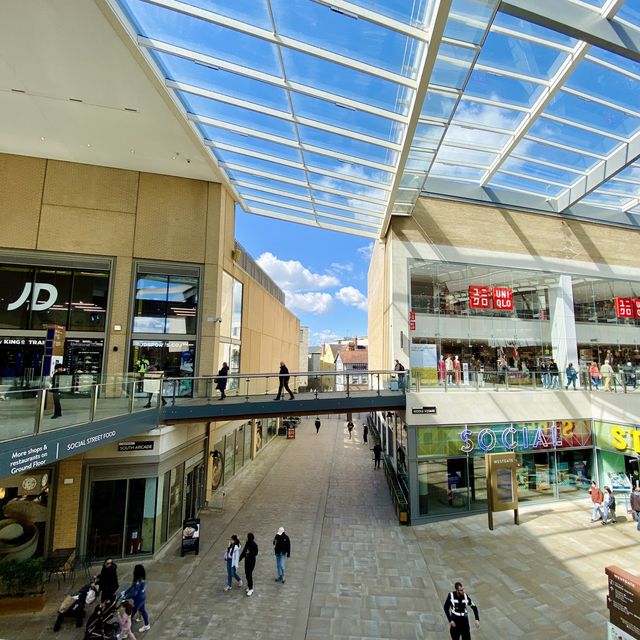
0 414 620 640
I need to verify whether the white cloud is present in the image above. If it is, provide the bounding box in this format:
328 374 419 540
256 252 339 291
330 262 353 273
313 329 341 343
286 291 333 314
357 243 374 260
336 286 368 311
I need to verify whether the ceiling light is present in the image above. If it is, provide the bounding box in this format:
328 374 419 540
40 137 46 142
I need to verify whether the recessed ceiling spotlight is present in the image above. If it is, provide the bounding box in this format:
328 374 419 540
129 149 135 154
40 136 46 142
86 143 91 148
171 155 177 160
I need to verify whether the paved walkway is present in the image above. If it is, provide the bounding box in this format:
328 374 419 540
0 414 634 639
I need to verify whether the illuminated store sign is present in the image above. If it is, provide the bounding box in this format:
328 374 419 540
7 283 58 311
468 286 513 312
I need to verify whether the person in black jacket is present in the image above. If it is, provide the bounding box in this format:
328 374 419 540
272 527 291 583
215 362 229 400
239 532 259 596
96 558 119 604
50 363 65 418
274 362 295 400
443 582 480 640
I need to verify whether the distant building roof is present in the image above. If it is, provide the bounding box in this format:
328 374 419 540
338 349 368 365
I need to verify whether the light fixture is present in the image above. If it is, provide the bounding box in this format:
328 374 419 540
0 488 5 499
113 324 122 332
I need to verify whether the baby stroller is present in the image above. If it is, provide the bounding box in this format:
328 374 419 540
53 581 98 632
84 594 122 640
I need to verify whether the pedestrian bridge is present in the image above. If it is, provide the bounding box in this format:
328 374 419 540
0 370 407 480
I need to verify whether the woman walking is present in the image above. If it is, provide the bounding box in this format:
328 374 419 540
122 564 150 633
224 534 242 591
215 361 229 400
96 558 119 604
239 532 259 596
602 486 618 525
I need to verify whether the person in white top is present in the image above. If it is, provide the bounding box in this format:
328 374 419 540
223 535 242 591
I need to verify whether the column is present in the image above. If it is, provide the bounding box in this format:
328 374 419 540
548 275 579 385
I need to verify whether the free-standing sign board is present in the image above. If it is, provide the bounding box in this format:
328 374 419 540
181 517 200 557
486 452 519 530
606 566 640 639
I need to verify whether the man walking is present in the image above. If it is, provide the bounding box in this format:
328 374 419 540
372 441 382 469
274 361 295 400
443 582 480 640
273 527 290 583
347 420 354 439
314 418 321 434
394 359 406 390
50 363 65 419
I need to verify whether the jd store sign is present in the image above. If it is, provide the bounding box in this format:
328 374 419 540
8 282 58 312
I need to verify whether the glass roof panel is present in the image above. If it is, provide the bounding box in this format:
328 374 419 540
582 192 636 208
430 164 486 181
215 150 307 181
489 172 564 197
478 29 569 80
500 158 577 185
345 0 431 26
566 52 640 114
122 0 281 75
302 152 394 184
179 92 296 138
245 200 314 218
271 0 421 77
290 92 400 142
452 100 525 132
492 12 578 48
200 125 302 162
444 0 497 44
155 52 290 111
281 48 410 114
548 91 640 138
400 172 424 189
237 187 312 210
616 3 640 30
308 173 388 202
421 92 458 120
405 150 435 171
430 43 476 90
465 71 545 108
515 139 597 172
444 124 510 148
311 190 386 214
314 203 382 222
616 164 640 181
437 146 497 166
414 123 447 148
528 118 619 156
588 46 640 78
597 180 640 197
297 125 397 165
228 170 310 196
179 0 272 29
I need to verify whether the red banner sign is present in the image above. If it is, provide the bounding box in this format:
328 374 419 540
409 311 415 321
615 297 638 318
409 320 416 330
492 287 514 311
468 286 491 309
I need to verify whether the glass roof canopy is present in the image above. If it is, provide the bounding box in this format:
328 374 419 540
108 0 640 238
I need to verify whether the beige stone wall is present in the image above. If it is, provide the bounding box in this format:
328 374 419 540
400 197 640 267
367 239 388 370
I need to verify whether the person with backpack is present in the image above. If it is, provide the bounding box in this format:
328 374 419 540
602 486 618 525
443 582 480 640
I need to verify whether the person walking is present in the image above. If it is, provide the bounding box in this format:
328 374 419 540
363 423 368 444
215 361 229 400
601 359 614 392
565 363 578 389
372 441 382 469
315 418 321 434
274 361 295 400
50 363 65 419
549 359 559 389
630 485 640 531
589 481 604 522
273 527 291 583
96 558 119 604
239 532 259 596
122 564 150 633
443 582 480 640
602 486 618 525
347 420 354 439
223 535 242 591
143 363 166 408
589 362 601 390
394 359 406 390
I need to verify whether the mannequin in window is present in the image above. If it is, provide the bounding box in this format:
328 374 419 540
445 355 453 384
438 355 446 385
453 355 461 385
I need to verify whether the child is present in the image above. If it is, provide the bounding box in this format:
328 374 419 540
118 601 137 640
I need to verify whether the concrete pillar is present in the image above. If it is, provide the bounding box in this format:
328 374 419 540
548 275 579 385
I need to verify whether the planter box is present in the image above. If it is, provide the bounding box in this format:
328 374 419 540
0 593 47 615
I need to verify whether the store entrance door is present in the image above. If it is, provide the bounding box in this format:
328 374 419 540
185 464 204 520
417 458 470 516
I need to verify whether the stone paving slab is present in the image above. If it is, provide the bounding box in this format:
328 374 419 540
0 413 634 640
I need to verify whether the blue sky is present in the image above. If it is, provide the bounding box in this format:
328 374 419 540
235 208 371 345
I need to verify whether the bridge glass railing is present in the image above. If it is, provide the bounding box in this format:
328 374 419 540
0 370 407 445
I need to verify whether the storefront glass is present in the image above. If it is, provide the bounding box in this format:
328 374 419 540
125 477 157 556
87 479 127 558
168 464 184 535
129 340 196 395
224 432 236 481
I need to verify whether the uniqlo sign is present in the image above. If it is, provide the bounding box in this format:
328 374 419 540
468 286 491 309
492 287 514 311
615 297 636 318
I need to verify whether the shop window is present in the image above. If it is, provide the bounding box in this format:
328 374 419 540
30 268 72 330
167 464 184 536
232 280 243 340
224 432 236 481
129 340 195 395
87 479 127 558
69 271 108 331
133 273 198 335
212 439 224 491
244 423 252 463
125 478 157 556
235 426 245 470
220 272 243 340
0 265 33 329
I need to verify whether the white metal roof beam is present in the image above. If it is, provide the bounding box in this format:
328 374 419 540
381 0 454 237
500 0 640 64
556 129 640 210
141 0 417 87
